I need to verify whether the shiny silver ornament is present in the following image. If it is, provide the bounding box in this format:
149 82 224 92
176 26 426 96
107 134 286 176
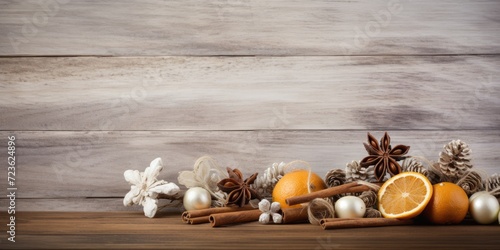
469 192 500 224
335 196 366 218
183 187 212 211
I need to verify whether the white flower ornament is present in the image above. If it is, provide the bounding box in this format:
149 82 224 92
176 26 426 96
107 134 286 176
123 158 180 218
178 156 228 207
258 199 283 224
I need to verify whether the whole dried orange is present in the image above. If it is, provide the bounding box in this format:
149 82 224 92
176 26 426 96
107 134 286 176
272 170 327 208
378 172 433 219
423 182 469 224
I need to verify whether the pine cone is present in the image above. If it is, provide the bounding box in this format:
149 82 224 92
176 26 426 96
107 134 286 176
427 165 443 185
438 140 472 180
364 208 382 218
345 160 377 183
485 174 500 193
325 169 346 188
456 171 483 196
252 162 286 198
402 158 427 175
402 158 441 184
359 190 377 208
324 169 346 202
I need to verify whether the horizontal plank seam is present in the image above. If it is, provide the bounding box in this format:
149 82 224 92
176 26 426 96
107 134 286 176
0 197 123 199
1 53 500 59
1 128 499 132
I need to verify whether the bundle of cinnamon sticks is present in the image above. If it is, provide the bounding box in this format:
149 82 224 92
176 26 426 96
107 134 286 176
182 206 257 227
182 205 312 227
182 182 413 230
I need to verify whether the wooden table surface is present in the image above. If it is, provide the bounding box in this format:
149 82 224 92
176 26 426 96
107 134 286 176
1 212 499 249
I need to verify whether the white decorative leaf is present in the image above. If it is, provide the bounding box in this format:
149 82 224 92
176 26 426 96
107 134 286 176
197 157 227 192
272 213 283 224
143 197 158 218
123 186 140 206
144 158 163 186
197 156 227 176
195 161 210 182
132 190 144 205
124 170 142 185
206 170 222 190
177 171 200 188
258 199 271 212
248 198 259 208
149 182 180 196
270 202 281 213
259 213 270 224
149 192 159 199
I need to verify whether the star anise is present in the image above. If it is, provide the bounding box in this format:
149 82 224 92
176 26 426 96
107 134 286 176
217 167 260 207
360 132 410 182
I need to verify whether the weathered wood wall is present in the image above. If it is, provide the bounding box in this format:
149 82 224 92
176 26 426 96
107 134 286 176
0 0 499 211
1 0 500 56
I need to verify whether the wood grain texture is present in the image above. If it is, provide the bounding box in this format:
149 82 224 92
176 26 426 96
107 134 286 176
1 212 499 249
1 0 500 56
0 130 498 211
1 56 499 130
1 198 142 212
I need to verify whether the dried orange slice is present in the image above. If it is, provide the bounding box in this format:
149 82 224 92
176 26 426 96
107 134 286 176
378 172 433 219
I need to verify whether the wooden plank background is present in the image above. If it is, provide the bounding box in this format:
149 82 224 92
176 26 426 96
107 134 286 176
1 0 500 56
1 56 499 131
0 0 499 212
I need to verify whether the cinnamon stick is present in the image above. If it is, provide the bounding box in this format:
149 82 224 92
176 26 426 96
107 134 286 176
209 209 261 227
181 211 190 223
282 207 309 224
286 182 371 206
181 206 254 223
188 216 210 225
320 218 413 230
